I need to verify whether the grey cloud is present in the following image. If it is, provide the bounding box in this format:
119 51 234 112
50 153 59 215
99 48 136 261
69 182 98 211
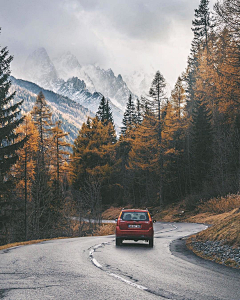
0 0 217 88
77 0 201 41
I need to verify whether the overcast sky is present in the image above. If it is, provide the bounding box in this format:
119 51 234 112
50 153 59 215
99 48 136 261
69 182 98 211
0 0 216 89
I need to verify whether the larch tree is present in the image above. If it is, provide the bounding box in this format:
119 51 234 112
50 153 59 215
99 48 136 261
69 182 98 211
50 120 71 209
171 76 186 119
71 117 116 213
14 114 39 240
149 71 167 206
30 91 53 239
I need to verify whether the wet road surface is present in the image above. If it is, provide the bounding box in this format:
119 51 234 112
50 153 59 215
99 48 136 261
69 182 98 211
0 222 239 299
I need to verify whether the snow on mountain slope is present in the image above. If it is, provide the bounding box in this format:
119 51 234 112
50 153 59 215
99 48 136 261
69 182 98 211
53 52 96 93
82 65 133 110
56 77 123 127
10 76 94 144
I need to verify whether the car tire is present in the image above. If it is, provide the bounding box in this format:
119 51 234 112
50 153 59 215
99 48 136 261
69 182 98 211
116 238 122 246
149 238 154 248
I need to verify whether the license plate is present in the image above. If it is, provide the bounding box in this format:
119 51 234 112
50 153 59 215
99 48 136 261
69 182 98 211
128 224 141 228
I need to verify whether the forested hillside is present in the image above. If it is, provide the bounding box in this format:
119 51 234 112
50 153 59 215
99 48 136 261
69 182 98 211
0 0 239 245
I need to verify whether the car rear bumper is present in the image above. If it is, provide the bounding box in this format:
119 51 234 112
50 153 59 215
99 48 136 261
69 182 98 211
116 227 153 239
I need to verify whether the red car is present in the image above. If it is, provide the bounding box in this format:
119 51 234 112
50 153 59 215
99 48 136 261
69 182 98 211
115 209 155 247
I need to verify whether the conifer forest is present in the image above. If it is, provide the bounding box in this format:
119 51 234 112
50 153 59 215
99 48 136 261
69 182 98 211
0 0 239 245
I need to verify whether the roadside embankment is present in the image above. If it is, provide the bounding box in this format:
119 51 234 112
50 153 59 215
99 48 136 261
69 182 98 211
101 194 240 268
155 194 240 269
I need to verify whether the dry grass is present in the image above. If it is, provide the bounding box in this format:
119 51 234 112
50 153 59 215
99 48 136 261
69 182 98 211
151 204 186 222
0 237 68 251
93 223 116 236
199 194 240 214
191 209 240 247
102 206 131 220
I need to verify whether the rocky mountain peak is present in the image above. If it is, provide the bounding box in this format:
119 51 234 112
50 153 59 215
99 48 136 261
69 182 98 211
24 47 58 90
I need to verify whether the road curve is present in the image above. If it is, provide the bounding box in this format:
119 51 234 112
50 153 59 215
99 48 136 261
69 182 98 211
0 222 239 300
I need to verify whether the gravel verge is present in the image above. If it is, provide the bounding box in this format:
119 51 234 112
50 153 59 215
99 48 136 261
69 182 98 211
188 238 240 269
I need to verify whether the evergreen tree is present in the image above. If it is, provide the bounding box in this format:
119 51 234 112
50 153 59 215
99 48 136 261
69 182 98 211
192 0 212 53
96 96 114 126
105 100 114 125
149 71 167 121
121 94 137 135
191 100 213 190
185 0 213 114
136 98 142 125
0 36 26 244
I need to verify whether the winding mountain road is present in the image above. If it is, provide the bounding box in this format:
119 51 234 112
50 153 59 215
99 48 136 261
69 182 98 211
0 222 239 299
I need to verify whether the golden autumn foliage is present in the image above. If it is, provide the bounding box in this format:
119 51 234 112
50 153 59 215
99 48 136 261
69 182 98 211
14 114 39 201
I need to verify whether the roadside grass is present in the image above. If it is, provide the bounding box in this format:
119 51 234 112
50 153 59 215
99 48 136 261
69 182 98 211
93 223 116 236
102 206 129 220
0 222 116 251
0 237 68 251
189 209 240 247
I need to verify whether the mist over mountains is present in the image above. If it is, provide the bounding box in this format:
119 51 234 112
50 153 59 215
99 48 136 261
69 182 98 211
11 47 156 141
18 47 145 128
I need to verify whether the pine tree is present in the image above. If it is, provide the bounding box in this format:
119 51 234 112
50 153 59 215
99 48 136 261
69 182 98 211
185 0 213 114
0 36 26 244
121 94 137 136
0 47 26 179
191 100 213 190
192 0 213 53
105 100 114 125
136 98 142 125
149 71 167 121
96 96 114 126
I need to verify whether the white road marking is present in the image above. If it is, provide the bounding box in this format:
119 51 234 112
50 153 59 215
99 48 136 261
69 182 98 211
108 272 148 291
89 242 149 292
92 258 102 268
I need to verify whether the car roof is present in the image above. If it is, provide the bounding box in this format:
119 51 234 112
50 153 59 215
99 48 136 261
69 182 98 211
121 209 148 212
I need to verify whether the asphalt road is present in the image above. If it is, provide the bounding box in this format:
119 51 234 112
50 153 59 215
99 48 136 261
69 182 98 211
0 222 239 300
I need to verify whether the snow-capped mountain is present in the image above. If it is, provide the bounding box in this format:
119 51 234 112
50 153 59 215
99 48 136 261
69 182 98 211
10 76 94 143
81 65 133 110
52 52 96 93
56 76 123 126
24 48 59 91
23 48 135 112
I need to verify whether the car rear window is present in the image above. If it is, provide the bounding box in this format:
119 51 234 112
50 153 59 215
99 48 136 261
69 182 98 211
121 211 149 221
